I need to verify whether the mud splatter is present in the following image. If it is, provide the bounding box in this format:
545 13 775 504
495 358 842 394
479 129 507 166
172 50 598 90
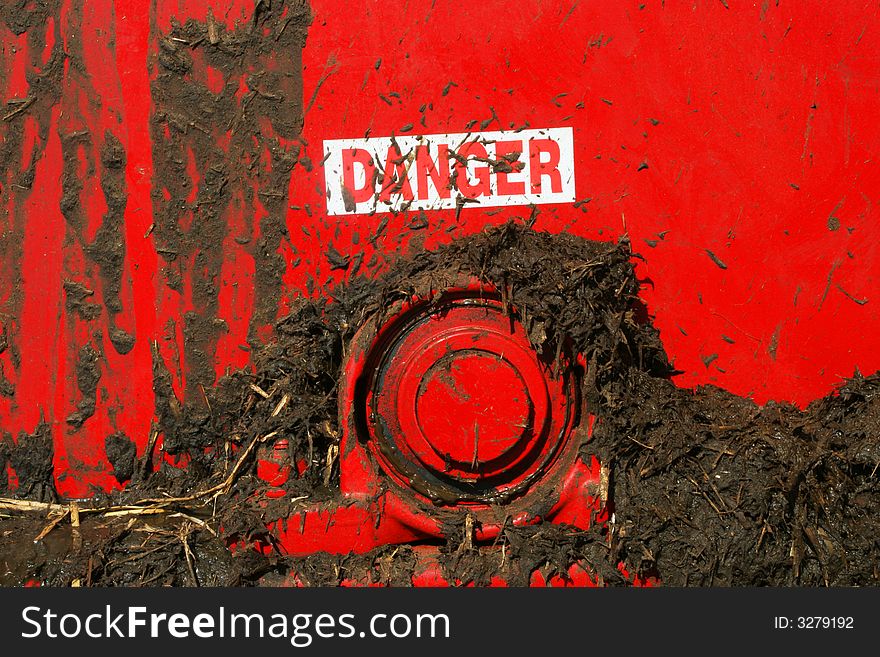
89 131 128 318
66 341 102 428
0 432 10 493
9 421 55 502
58 8 130 329
63 280 102 321
0 1 64 387
150 0 311 406
108 326 136 355
104 431 137 484
3 224 880 587
0 364 14 398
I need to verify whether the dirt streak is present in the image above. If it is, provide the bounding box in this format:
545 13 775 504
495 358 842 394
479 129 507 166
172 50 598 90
150 0 311 414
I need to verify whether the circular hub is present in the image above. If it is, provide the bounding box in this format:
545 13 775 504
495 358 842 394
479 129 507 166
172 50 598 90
358 290 579 506
417 351 530 467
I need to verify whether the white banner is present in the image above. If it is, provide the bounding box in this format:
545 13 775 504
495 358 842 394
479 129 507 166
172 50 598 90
322 127 575 216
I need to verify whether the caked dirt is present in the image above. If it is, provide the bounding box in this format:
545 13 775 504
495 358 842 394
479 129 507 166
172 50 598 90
2 223 879 587
0 0 312 497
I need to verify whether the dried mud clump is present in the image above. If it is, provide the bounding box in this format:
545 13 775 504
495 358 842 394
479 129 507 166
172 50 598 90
594 369 880 586
0 433 10 493
9 422 56 502
104 432 138 485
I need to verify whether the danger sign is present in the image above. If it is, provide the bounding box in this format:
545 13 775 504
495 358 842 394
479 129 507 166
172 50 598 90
322 127 575 216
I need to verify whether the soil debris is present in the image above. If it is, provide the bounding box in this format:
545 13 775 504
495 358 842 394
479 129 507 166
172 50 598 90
66 342 102 428
9 422 56 502
150 0 311 399
108 326 136 355
105 432 138 485
0 365 14 398
63 281 102 322
591 369 880 586
2 222 879 587
705 249 728 270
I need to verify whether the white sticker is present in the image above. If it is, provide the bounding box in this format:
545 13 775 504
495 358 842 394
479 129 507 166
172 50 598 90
322 127 575 216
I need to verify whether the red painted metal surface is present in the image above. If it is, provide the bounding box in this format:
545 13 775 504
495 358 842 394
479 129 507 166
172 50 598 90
295 0 880 409
2 0 879 584
358 288 578 504
266 289 597 555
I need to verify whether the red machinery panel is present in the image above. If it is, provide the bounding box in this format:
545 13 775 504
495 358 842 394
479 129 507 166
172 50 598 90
1 0 878 583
